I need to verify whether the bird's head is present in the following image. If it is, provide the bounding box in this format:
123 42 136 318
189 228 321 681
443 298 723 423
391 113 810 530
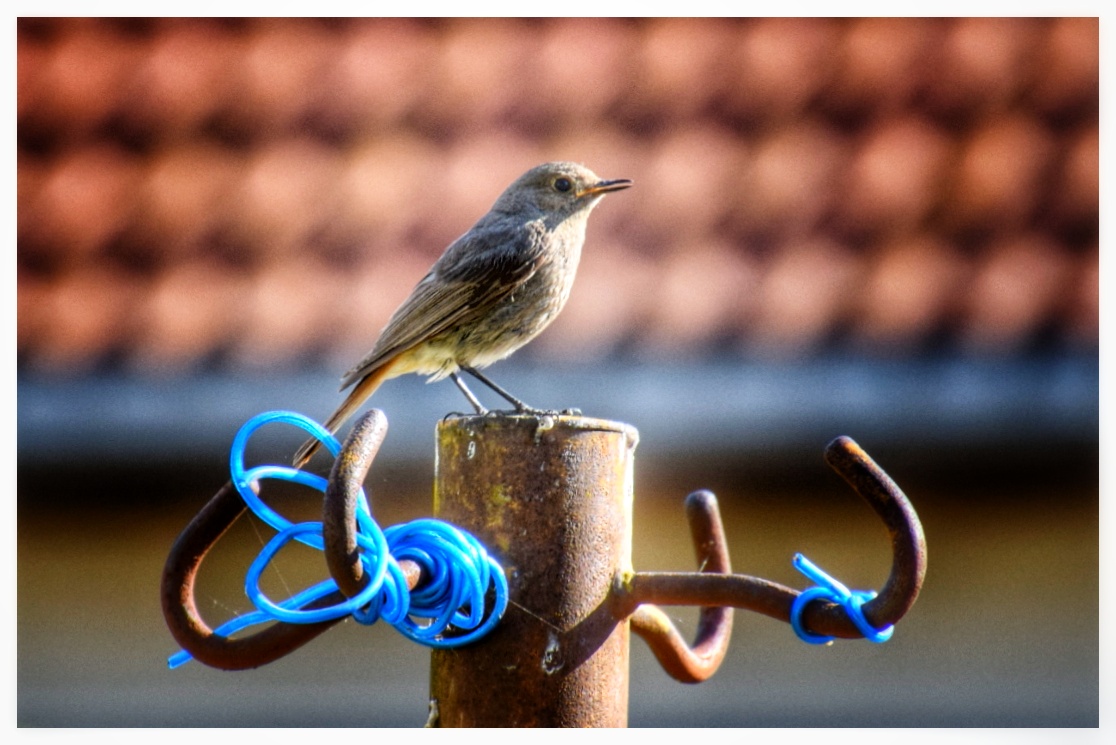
494 161 632 219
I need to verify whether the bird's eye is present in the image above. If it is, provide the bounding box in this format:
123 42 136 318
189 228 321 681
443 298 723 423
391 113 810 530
553 177 573 193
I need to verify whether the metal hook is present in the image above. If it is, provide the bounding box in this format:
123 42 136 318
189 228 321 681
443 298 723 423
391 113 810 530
627 490 734 684
160 479 347 670
613 435 927 683
160 409 422 671
322 410 424 598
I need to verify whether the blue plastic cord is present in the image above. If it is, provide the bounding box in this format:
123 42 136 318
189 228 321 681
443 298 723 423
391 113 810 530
789 553 893 645
168 410 509 669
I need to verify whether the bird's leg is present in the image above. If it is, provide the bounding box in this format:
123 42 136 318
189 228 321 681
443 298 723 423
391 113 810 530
450 371 488 415
460 365 537 413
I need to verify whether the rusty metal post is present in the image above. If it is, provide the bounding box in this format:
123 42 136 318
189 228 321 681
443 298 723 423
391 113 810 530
429 414 639 728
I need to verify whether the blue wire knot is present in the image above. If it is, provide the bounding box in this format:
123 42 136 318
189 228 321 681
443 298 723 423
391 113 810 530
789 553 893 646
168 410 509 669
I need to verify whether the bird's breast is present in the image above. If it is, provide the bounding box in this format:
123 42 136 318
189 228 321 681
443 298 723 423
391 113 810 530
454 232 584 367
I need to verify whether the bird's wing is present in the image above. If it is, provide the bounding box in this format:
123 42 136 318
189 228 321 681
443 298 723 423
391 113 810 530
339 220 548 390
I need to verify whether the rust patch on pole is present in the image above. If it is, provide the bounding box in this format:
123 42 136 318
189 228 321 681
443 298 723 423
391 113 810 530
429 414 639 728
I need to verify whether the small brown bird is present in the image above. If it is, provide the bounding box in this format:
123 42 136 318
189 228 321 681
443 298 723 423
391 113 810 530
293 161 632 467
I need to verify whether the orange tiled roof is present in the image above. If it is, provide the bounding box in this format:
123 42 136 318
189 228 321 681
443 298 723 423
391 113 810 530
17 17 1099 378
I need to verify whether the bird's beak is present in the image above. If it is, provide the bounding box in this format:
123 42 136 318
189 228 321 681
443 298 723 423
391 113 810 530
577 178 633 198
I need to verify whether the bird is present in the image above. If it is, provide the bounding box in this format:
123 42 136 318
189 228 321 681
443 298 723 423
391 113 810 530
293 161 632 468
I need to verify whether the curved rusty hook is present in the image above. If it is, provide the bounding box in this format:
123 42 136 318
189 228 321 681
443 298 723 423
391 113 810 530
819 435 927 631
626 490 733 683
323 409 422 597
161 409 421 671
614 435 927 681
160 479 348 670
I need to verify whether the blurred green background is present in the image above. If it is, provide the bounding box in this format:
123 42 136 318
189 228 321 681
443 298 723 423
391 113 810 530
17 18 1098 727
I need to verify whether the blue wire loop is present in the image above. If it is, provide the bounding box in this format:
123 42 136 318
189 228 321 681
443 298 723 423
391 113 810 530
168 410 509 669
789 553 893 645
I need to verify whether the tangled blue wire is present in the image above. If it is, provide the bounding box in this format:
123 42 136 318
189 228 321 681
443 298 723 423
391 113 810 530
789 553 893 645
168 410 509 669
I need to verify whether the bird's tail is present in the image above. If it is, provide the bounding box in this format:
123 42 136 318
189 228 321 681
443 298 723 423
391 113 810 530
292 362 394 469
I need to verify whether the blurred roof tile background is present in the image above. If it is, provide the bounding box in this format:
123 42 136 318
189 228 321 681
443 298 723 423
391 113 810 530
16 18 1102 729
16 16 1097 393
